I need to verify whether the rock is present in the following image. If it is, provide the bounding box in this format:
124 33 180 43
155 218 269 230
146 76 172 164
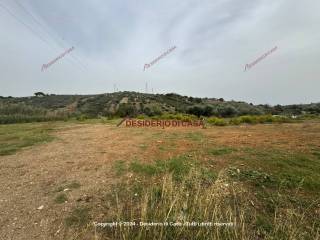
37 205 44 210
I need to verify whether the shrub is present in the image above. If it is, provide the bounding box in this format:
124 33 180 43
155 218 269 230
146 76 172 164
228 115 293 125
136 115 146 119
76 114 88 121
207 117 227 126
217 105 238 117
156 113 197 122
229 118 241 125
238 115 258 124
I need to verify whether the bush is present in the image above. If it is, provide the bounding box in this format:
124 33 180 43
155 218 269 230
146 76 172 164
229 115 293 125
76 114 88 121
116 103 137 117
229 118 241 125
238 116 258 124
156 113 197 122
217 105 238 117
186 106 204 117
136 115 146 119
207 117 227 126
0 114 68 124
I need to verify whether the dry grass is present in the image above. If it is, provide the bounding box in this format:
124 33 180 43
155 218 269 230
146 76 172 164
78 168 320 240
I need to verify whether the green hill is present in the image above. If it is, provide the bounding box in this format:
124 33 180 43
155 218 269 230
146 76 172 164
0 92 319 123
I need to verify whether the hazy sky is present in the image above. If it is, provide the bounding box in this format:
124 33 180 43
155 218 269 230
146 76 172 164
0 0 319 104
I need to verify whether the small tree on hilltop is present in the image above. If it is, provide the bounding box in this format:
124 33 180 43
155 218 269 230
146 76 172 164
34 92 45 97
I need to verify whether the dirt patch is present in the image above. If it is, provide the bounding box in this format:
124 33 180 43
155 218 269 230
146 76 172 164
0 123 201 239
204 121 320 153
1 121 319 239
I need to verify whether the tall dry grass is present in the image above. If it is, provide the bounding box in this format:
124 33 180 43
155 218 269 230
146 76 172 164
92 170 251 239
71 169 319 240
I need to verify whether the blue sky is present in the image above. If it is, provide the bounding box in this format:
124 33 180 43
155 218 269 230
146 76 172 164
0 0 319 104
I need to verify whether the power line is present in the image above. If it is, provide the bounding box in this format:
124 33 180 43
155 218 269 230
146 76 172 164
0 1 87 73
0 2 57 49
12 0 88 71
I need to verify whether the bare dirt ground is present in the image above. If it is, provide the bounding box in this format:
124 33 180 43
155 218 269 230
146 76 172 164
0 121 319 240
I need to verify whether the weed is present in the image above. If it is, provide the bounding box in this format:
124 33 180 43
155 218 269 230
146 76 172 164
200 167 217 184
185 132 203 141
207 117 227 126
55 181 81 192
228 168 276 188
65 207 90 227
208 147 234 156
312 151 320 159
139 144 148 150
129 156 192 181
67 181 81 189
113 160 127 176
129 161 162 176
55 193 68 204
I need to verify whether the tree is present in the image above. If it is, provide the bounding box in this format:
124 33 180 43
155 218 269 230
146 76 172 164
187 106 204 117
116 103 136 117
217 106 238 117
34 92 45 97
203 106 213 116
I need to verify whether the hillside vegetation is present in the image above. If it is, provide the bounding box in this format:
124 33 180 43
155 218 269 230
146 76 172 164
0 92 319 124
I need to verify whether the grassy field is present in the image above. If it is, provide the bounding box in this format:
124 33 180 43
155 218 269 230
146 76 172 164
0 123 57 156
0 120 319 239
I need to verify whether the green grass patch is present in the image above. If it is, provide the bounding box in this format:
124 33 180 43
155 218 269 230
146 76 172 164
205 115 294 127
67 181 81 189
185 132 204 141
65 207 90 227
129 155 218 183
199 167 217 184
312 150 320 159
206 117 227 126
129 156 193 181
208 147 234 156
0 123 55 156
228 168 276 188
230 147 320 193
55 193 68 204
113 160 127 176
138 144 148 150
129 160 164 176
